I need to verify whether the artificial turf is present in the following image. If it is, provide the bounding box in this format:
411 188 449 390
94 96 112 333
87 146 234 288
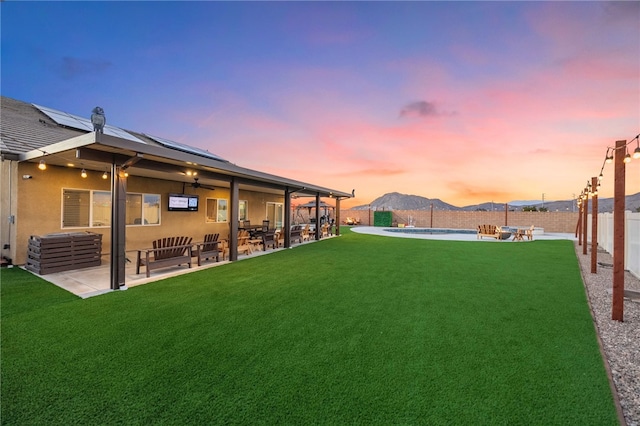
1 229 618 425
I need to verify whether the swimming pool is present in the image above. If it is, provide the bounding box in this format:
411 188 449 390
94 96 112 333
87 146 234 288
384 228 477 235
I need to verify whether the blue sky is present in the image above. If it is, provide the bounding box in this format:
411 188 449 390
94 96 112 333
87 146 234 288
2 1 638 207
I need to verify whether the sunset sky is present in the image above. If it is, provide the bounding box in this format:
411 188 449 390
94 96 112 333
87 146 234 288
2 1 638 208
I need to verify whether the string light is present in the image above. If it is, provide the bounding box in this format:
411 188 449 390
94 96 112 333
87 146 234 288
634 136 640 159
579 133 638 204
605 148 613 164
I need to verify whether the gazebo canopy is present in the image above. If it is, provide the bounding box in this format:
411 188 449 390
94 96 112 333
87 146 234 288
296 200 335 209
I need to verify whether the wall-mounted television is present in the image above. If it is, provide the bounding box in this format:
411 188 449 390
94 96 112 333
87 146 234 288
168 194 199 212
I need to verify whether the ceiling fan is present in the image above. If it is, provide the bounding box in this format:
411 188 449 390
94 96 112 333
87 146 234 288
183 177 216 192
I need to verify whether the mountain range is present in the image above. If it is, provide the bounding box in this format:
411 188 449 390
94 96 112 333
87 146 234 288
350 191 640 213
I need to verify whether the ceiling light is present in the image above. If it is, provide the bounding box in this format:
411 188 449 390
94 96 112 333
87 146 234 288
102 171 109 179
38 159 46 170
81 168 87 178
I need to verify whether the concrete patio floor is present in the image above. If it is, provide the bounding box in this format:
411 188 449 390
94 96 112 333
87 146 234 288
20 244 293 299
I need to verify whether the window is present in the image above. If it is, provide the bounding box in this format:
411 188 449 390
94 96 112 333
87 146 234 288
127 193 160 225
63 189 90 227
206 198 228 223
143 194 160 225
92 191 111 226
62 189 160 228
126 194 142 225
239 200 248 221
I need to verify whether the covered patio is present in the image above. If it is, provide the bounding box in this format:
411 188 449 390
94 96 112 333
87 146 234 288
21 232 333 299
1 96 352 292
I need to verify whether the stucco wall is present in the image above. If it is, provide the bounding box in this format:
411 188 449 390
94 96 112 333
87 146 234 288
340 208 579 233
10 162 284 265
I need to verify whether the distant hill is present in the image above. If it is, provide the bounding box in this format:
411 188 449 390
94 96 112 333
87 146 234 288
350 192 460 211
350 192 640 213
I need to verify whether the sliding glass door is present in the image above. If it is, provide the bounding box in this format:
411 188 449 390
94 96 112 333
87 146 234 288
266 202 284 229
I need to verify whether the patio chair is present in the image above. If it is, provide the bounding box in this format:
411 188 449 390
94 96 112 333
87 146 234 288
237 230 252 255
196 233 220 266
525 225 535 240
276 228 285 247
302 224 311 242
261 230 277 251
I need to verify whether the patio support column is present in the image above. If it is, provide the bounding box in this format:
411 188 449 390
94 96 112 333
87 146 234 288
229 178 239 261
612 140 626 322
582 189 588 255
335 197 341 236
110 164 126 290
315 193 321 240
590 177 598 274
284 188 291 248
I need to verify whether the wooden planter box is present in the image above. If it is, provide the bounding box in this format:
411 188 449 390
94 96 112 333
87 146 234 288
26 232 102 275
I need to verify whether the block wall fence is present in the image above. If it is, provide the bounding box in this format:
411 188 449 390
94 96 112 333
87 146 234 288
338 209 580 233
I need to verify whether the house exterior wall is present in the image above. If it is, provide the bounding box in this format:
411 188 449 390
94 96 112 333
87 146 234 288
340 208 580 233
9 162 284 266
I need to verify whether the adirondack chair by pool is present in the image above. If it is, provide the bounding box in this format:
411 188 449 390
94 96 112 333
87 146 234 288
477 225 511 240
136 236 193 277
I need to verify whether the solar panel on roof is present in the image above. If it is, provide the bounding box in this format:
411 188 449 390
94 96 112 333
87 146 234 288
144 134 227 162
33 104 145 144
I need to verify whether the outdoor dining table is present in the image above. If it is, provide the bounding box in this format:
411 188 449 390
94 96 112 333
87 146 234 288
239 225 263 237
239 225 262 231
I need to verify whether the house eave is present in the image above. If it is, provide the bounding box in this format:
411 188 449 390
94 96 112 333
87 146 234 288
18 132 352 199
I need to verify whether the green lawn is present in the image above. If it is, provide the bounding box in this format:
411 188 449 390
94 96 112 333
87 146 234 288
1 229 618 425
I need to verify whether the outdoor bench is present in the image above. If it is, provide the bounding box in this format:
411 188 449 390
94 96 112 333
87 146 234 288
136 236 193 277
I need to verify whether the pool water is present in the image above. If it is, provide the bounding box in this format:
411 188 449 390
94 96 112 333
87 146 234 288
385 228 477 235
